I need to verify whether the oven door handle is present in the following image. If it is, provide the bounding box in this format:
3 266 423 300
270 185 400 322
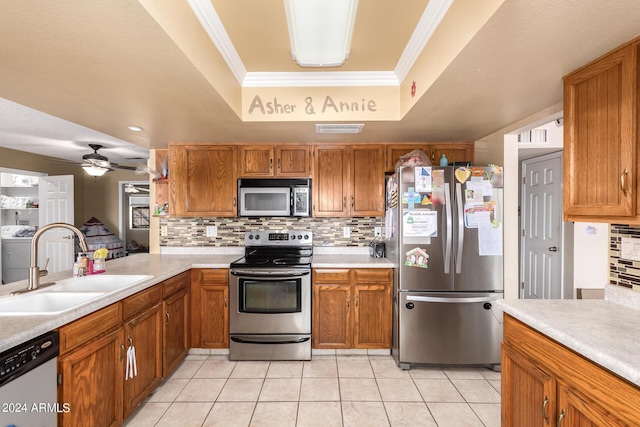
230 269 310 277
230 336 311 345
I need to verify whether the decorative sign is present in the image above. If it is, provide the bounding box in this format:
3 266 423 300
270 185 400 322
247 95 378 117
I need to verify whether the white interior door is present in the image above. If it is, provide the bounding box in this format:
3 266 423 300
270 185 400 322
521 152 563 299
38 175 75 273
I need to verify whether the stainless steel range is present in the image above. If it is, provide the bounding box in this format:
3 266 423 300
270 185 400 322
229 230 312 361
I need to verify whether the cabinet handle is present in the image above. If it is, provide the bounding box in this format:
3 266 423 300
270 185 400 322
557 409 565 427
343 197 346 208
351 196 354 208
128 336 133 347
621 168 629 194
165 311 170 325
270 158 273 170
120 343 125 362
277 158 281 170
355 294 359 308
542 395 550 424
224 295 228 308
346 296 350 308
233 197 237 207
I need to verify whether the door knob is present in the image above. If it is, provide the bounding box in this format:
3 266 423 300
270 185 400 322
548 246 558 252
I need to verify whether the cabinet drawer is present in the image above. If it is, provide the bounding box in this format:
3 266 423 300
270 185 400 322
353 269 391 284
58 303 122 354
123 285 161 320
196 268 228 284
313 269 350 284
162 271 189 298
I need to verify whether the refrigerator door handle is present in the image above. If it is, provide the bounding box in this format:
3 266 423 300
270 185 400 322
406 295 501 304
444 182 452 274
455 182 464 274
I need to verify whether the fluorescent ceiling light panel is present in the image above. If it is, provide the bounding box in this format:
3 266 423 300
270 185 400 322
316 124 364 134
285 0 359 67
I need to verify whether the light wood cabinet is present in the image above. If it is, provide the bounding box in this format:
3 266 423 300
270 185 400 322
162 272 190 376
385 142 474 172
191 268 229 348
122 286 162 418
169 144 238 217
239 145 310 177
57 304 125 427
502 314 640 426
563 39 638 222
312 144 385 217
312 268 392 349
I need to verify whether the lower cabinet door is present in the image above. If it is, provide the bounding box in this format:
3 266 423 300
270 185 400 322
312 284 351 348
353 284 391 348
58 328 125 427
123 304 162 418
199 284 229 348
163 287 190 376
557 384 628 427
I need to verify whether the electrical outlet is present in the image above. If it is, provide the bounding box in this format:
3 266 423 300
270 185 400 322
374 227 381 237
160 225 168 237
206 225 218 237
343 226 351 238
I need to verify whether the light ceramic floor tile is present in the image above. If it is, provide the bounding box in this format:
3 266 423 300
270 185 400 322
266 361 303 378
342 401 390 427
489 379 501 394
367 349 391 356
296 401 343 427
383 402 438 427
258 378 301 401
452 379 501 403
169 359 206 379
337 356 374 378
376 378 423 402
231 361 270 378
155 402 213 427
185 353 210 360
443 367 486 380
414 379 464 403
249 401 298 427
470 403 501 427
408 367 447 379
479 368 502 380
427 402 485 427
202 402 255 427
339 378 382 401
123 402 170 427
303 358 338 378
370 357 411 379
299 378 341 401
194 357 237 378
146 378 189 402
217 378 264 402
175 378 226 402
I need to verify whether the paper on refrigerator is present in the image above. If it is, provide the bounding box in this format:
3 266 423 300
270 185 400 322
402 209 437 242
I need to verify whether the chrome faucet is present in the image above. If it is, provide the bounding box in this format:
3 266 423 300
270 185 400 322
28 222 89 290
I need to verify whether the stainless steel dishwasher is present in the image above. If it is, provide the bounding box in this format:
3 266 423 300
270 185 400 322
0 331 59 427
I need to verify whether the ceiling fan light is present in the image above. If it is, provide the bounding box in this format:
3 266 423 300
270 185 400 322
284 0 359 67
127 125 143 132
83 165 108 177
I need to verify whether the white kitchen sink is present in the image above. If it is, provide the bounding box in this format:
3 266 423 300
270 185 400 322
0 291 104 315
47 274 153 293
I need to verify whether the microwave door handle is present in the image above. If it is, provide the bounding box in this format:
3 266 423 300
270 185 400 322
456 182 464 274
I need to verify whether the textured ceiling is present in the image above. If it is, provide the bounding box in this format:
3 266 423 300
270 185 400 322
0 0 640 164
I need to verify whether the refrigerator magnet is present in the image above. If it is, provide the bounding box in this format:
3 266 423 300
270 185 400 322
405 247 429 268
414 167 432 192
455 167 471 184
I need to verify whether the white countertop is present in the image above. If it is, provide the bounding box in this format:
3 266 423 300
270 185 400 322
0 251 393 353
497 285 640 387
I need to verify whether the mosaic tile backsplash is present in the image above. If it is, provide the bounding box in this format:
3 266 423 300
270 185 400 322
159 216 384 247
610 224 640 289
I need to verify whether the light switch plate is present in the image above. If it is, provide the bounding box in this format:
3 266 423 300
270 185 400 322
206 226 218 237
621 237 640 261
160 226 168 237
343 226 350 238
374 227 381 237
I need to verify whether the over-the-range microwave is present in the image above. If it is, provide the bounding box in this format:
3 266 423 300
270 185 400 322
238 178 311 217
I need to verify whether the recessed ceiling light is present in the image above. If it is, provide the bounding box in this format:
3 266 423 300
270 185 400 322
315 123 364 134
127 125 143 132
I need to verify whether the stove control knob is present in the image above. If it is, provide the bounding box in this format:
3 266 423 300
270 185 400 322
303 234 309 239
248 235 254 240
255 235 260 240
290 234 295 240
297 235 302 240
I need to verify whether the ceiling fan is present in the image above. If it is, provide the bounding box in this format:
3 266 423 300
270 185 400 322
81 144 149 177
124 183 150 193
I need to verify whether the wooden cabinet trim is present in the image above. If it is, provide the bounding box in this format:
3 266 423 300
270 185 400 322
353 268 392 283
58 303 122 355
312 268 351 284
162 271 190 298
123 285 161 320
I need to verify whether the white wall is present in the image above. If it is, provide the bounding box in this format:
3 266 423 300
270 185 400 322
573 222 609 290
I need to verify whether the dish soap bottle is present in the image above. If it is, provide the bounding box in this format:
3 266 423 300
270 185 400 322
439 154 448 166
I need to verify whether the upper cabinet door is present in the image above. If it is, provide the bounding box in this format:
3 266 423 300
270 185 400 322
277 145 311 177
239 146 274 177
313 145 350 217
563 43 636 220
429 143 474 166
386 144 432 173
170 145 238 217
351 145 385 216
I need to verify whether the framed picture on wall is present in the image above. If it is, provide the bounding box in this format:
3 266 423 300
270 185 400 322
130 205 150 229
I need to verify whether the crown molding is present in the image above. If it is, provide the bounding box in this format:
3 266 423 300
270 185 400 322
243 71 399 88
187 0 247 84
395 0 454 82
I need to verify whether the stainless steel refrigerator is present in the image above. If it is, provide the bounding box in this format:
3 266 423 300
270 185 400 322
385 164 503 370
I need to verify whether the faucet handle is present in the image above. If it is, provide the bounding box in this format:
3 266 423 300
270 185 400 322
40 258 49 277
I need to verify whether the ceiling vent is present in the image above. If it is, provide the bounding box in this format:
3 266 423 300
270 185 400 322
315 123 365 134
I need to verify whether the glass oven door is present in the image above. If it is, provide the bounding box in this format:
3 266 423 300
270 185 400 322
230 268 311 335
